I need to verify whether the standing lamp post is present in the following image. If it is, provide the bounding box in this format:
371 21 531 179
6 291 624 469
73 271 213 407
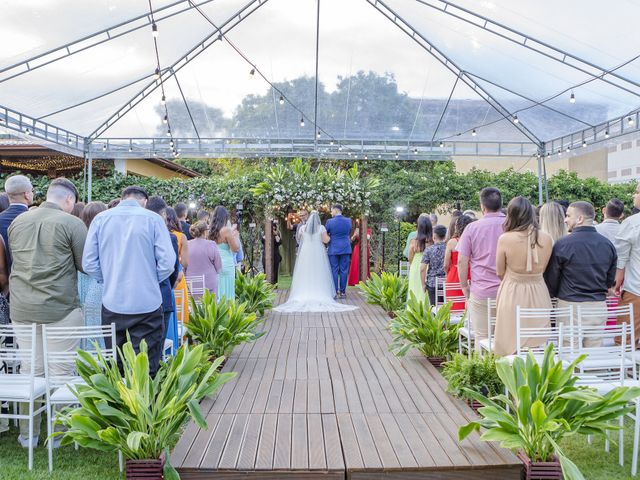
380 223 388 273
395 206 405 273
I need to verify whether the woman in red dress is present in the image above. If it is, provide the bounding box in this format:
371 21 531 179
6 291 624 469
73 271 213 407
444 214 475 310
348 220 371 286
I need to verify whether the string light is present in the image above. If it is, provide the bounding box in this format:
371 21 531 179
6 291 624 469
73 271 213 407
566 146 571 152
249 68 255 77
330 140 334 146
152 23 158 38
102 144 107 151
129 146 133 152
300 117 305 127
163 115 167 124
471 129 477 136
628 116 635 126
154 67 160 79
413 148 418 154
395 153 399 159
605 130 610 138
338 145 343 151
569 91 575 104
279 95 284 105
582 140 587 147
364 155 368 160
439 141 444 148
166 129 171 137
161 95 166 105
317 130 321 139
24 127 30 135
513 114 519 124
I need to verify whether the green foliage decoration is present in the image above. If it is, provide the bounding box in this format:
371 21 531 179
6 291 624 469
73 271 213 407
458 345 640 480
388 294 463 358
442 353 504 401
235 272 276 317
187 290 265 358
54 340 235 479
357 271 408 314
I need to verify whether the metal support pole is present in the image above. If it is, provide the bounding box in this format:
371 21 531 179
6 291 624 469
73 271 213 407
396 220 401 274
380 231 385 273
313 0 321 159
536 147 544 206
359 216 368 282
87 152 93 203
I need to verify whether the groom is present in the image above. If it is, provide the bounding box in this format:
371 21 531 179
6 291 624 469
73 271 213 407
325 204 352 298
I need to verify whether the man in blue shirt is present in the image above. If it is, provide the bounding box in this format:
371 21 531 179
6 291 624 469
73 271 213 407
325 204 352 298
82 186 176 375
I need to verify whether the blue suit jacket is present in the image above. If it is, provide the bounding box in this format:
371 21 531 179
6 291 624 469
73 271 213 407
326 215 352 255
0 204 28 270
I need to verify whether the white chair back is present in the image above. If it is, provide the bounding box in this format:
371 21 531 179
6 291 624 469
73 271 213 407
443 281 466 315
42 323 117 391
515 305 573 357
186 274 205 299
435 277 446 309
399 261 410 277
567 323 628 384
175 288 186 323
0 324 37 387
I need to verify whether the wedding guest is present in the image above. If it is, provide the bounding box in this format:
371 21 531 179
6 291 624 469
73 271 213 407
0 174 33 269
326 204 353 298
83 186 175 376
544 201 617 347
175 202 192 240
0 193 10 213
78 201 107 348
407 214 432 302
71 201 85 219
9 178 86 447
595 198 624 243
197 209 210 224
429 213 438 227
347 219 371 286
188 221 222 298
403 214 427 259
166 207 189 324
421 225 447 305
462 209 477 220
444 214 475 311
262 221 282 284
209 206 240 299
457 187 505 347
493 197 553 356
445 210 462 242
614 182 640 343
288 209 309 247
107 198 120 209
539 202 567 244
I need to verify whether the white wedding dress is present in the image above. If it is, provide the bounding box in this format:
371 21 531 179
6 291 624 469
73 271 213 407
274 213 358 313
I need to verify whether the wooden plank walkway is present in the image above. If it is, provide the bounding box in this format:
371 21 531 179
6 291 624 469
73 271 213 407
172 291 521 479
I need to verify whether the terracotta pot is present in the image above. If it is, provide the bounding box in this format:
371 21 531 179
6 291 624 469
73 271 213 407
126 454 164 480
517 450 562 480
427 356 446 369
465 398 483 413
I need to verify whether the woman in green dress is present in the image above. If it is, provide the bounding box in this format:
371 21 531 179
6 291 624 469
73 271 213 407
208 206 241 301
407 214 433 303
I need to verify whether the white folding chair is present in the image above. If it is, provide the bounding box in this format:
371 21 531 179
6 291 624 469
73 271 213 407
42 323 117 472
443 281 466 325
510 305 574 363
477 299 497 355
434 277 446 310
0 324 47 470
186 275 205 304
175 289 186 345
398 261 410 277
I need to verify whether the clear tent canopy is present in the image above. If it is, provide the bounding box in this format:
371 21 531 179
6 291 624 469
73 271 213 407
0 0 639 162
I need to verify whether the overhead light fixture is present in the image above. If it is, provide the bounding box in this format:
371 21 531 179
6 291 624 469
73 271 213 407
605 130 610 138
161 95 166 105
471 129 477 136
300 117 305 127
582 140 587 147
513 114 519 124
413 148 418 154
163 115 167 124
166 129 171 137
317 130 321 139
154 67 160 79
395 153 399 159
152 23 158 38
569 91 575 104
338 145 343 151
249 68 255 77
628 116 635 126
439 141 444 147
102 144 107 151
566 146 570 152
279 95 284 105
128 146 133 152
330 140 334 146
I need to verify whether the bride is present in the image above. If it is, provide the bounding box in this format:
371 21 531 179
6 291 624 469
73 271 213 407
275 211 358 313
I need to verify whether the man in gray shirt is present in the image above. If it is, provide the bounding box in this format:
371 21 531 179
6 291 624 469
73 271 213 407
596 198 624 243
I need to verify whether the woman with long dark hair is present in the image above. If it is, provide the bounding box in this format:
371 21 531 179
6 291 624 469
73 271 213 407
407 214 432 302
444 214 475 310
209 206 240 300
493 196 553 356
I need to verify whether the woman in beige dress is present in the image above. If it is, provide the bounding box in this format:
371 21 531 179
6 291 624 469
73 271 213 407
493 196 553 356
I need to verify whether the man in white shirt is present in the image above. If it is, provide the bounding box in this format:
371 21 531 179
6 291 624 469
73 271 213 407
614 183 640 344
596 198 624 243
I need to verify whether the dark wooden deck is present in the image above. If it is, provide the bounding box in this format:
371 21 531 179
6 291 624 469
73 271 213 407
172 291 521 479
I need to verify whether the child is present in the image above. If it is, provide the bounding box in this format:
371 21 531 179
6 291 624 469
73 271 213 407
420 225 448 305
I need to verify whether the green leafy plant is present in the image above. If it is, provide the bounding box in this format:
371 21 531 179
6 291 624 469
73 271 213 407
442 353 503 401
235 273 276 317
388 294 462 358
54 340 235 479
188 290 265 358
357 272 408 315
459 345 640 480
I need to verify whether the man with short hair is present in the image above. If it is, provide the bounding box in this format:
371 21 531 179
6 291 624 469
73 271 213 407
596 198 624 243
174 202 192 240
325 204 352 298
0 174 33 269
197 209 210 224
545 201 617 347
457 187 505 347
9 178 86 447
83 186 176 376
614 182 640 344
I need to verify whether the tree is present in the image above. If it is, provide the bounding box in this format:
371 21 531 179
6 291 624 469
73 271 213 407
154 99 227 138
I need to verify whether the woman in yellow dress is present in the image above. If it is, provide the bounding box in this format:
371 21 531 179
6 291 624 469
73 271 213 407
407 214 432 303
166 207 189 324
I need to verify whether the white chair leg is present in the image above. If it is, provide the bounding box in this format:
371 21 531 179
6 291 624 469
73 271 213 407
587 434 593 444
605 429 610 453
47 402 53 472
13 402 18 426
119 450 124 472
620 414 625 467
28 403 34 471
633 404 640 476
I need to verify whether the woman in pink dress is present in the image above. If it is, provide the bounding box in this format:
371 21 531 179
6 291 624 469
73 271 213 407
444 215 475 310
187 221 223 298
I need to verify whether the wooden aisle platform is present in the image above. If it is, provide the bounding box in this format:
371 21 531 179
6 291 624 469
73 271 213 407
172 291 521 479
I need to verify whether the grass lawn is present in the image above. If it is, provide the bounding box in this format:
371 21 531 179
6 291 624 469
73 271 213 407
1 424 122 480
277 274 292 290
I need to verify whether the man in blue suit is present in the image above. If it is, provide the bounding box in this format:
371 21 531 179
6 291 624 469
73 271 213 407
325 204 352 298
0 175 33 270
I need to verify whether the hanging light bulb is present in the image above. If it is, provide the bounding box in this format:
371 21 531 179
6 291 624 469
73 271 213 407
24 127 30 135
163 114 167 124
605 130 610 138
317 130 321 139
439 141 444 148
569 91 575 104
169 140 174 147
330 140 334 146
154 67 160 79
582 140 587 147
102 144 107 151
152 23 158 38
128 146 133 152
161 95 166 105
279 95 284 105
338 145 343 151
395 153 399 159
471 129 477 136
628 116 635 126
300 117 305 127
249 68 255 77
364 155 368 160
513 114 519 124
413 148 418 154
566 146 570 152
166 129 171 137
558 150 562 157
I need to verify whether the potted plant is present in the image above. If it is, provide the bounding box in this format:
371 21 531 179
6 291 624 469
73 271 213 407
458 344 640 480
388 294 462 367
54 340 235 479
235 272 276 317
357 272 408 317
188 290 265 360
442 353 503 413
